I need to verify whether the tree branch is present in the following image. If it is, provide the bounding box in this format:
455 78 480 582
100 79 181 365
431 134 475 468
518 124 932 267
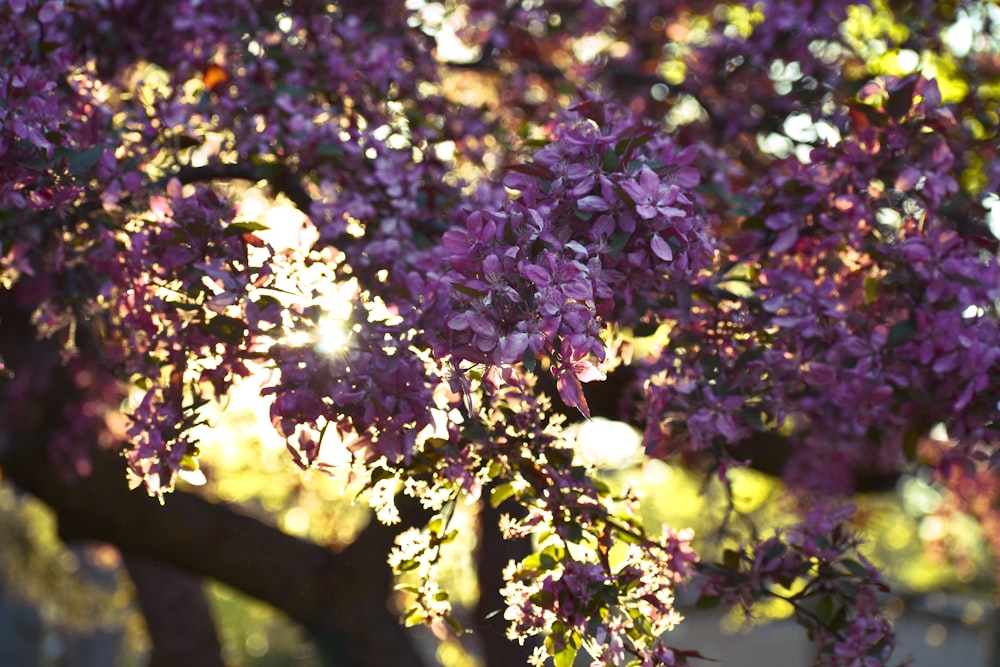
0 439 428 667
122 555 225 667
174 161 315 216
474 493 534 666
0 284 427 667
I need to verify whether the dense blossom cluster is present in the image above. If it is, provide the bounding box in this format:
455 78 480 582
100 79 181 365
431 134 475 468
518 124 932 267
264 303 437 468
2 0 999 666
0 2 104 216
442 99 712 415
502 525 698 667
639 74 1000 496
701 504 895 667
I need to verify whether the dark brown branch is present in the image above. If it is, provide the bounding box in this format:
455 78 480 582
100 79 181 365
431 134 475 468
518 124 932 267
174 161 315 216
123 555 225 667
540 365 902 493
474 493 534 667
0 284 427 667
0 440 428 667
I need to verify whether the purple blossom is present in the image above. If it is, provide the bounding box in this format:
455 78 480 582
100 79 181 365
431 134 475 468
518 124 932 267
622 165 686 220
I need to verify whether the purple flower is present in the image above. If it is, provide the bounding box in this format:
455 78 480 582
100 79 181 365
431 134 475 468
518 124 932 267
621 166 686 220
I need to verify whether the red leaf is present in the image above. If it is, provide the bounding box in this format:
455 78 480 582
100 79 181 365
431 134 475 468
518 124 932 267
556 371 591 418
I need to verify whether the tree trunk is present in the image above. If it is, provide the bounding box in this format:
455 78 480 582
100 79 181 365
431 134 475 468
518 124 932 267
123 555 225 667
0 284 427 667
474 492 534 666
0 438 428 667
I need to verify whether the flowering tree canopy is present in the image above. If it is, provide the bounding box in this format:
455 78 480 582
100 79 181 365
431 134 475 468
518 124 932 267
1 1 999 666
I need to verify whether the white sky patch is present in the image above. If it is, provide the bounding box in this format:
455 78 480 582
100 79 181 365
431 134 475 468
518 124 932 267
667 94 707 127
573 32 614 63
768 59 802 95
569 417 643 469
942 9 980 58
942 3 1000 57
895 48 920 73
941 12 983 58
760 114 843 162
962 304 986 319
758 132 794 159
784 113 818 143
814 120 841 146
929 422 950 442
983 193 1000 240
876 207 903 228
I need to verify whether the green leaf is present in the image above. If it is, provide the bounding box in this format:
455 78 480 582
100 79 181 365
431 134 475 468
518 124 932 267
816 595 835 626
696 594 721 609
601 148 619 172
518 553 542 573
616 530 644 545
830 604 849 631
66 146 104 175
223 221 270 237
203 315 246 345
881 267 910 286
553 647 577 667
444 614 463 635
451 282 488 299
902 426 921 461
394 583 421 594
164 299 203 311
743 410 766 432
886 319 915 350
840 558 871 579
608 230 630 256
369 467 396 485
530 590 555 608
863 276 879 304
563 522 584 544
489 482 516 508
179 453 199 471
522 346 536 373
627 159 660 171
315 142 345 159
397 558 420 572
18 157 48 173
762 540 787 560
403 606 425 627
538 552 558 571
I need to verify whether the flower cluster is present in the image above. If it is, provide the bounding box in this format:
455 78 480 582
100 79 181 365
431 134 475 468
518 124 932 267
700 505 898 667
640 75 999 495
442 98 713 415
263 313 436 468
85 179 276 494
500 516 699 667
0 1 100 214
